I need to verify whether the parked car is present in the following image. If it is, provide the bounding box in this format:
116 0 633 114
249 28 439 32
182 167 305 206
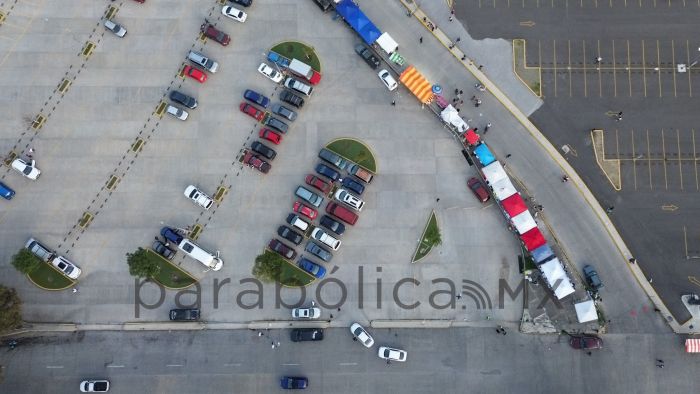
183 65 206 83
258 62 284 83
280 89 305 108
293 201 318 220
187 50 218 73
310 228 341 251
51 255 81 279
0 181 15 200
350 323 374 347
239 102 264 121
166 104 188 121
269 238 297 260
341 177 365 195
286 213 309 232
311 0 332 12
169 90 197 109
271 103 297 121
250 141 276 160
325 202 358 226
347 163 374 183
334 189 365 211
315 163 340 181
291 328 324 342
177 238 223 271
25 238 54 262
259 128 282 144
11 158 40 180
243 89 270 108
104 19 126 37
222 5 247 22
277 225 303 245
152 240 176 260
305 241 332 262
467 177 490 203
80 380 110 392
295 186 323 207
320 215 345 235
378 69 398 91
242 151 271 173
569 335 603 350
292 306 321 319
318 148 349 170
184 185 214 210
201 23 230 46
280 376 308 390
354 44 380 69
298 257 326 278
284 77 313 96
583 265 604 290
169 308 200 321
160 227 183 244
263 116 289 134
230 0 253 8
377 346 407 362
305 174 331 194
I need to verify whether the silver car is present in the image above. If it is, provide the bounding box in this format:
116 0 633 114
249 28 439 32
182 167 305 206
104 20 126 37
271 103 297 121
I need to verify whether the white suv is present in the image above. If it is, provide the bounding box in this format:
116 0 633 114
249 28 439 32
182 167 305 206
51 255 82 279
311 228 341 251
334 189 365 211
184 185 214 210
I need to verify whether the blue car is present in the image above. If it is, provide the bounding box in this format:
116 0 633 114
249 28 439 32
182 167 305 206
315 163 340 181
298 257 326 279
160 227 183 244
0 182 15 200
341 176 365 195
280 376 308 390
243 89 270 108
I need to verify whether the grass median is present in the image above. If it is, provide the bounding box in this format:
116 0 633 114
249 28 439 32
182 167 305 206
27 263 74 290
270 41 321 71
147 250 197 290
412 210 441 263
326 138 377 173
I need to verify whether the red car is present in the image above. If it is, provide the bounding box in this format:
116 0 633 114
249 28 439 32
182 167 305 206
569 335 603 350
467 177 490 203
201 23 230 46
259 128 282 145
240 102 264 121
183 65 206 83
293 201 318 220
243 151 271 173
305 175 331 194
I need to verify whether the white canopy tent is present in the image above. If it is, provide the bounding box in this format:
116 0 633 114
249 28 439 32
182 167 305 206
511 211 537 234
440 105 469 133
574 300 598 323
376 32 399 54
482 161 508 184
539 258 575 299
491 177 517 201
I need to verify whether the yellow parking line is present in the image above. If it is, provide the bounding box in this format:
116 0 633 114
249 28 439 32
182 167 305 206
642 40 648 97
656 40 662 97
631 129 637 190
627 40 632 96
677 129 683 190
612 40 617 97
553 40 557 97
647 129 653 189
671 40 677 97
662 128 668 189
583 40 588 97
568 40 572 97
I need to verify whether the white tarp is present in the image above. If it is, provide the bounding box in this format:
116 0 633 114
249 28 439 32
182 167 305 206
440 105 468 133
574 300 598 323
511 211 537 234
482 161 508 184
376 32 399 54
492 177 517 201
539 258 575 299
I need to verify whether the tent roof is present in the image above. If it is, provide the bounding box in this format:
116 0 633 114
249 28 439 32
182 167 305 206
512 211 537 234
520 227 546 251
473 143 496 166
482 161 507 184
501 193 528 217
376 32 398 54
531 243 555 264
399 66 433 104
440 105 468 133
464 129 479 145
686 338 700 353
335 0 382 45
491 177 517 201
574 300 598 323
539 258 575 299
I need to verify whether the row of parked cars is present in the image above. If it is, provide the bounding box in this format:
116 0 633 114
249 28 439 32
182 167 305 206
25 238 82 279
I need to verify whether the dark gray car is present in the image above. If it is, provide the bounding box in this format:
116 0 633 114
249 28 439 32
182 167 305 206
583 265 604 290
251 141 276 160
169 90 198 109
263 116 289 134
304 241 333 262
354 44 380 69
271 103 297 121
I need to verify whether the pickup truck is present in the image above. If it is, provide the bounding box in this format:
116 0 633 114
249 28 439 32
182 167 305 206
347 163 373 183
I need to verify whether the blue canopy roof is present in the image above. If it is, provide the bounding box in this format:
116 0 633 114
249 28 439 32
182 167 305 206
335 0 382 45
473 143 496 166
532 244 555 264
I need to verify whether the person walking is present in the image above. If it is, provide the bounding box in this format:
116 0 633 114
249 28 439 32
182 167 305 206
419 36 423 44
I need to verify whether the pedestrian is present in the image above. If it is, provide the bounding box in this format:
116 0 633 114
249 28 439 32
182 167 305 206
654 307 661 312
391 100 396 106
459 89 463 95
505 154 512 159
595 56 602 64
436 198 440 202
587 351 592 356
485 122 491 131
501 329 507 335
423 17 427 22
461 55 466 60
606 206 614 213
456 293 462 300
649 277 653 283
258 331 263 337
337 307 341 312
656 359 664 363
451 8 455 16
475 100 481 107
419 36 423 44
449 16 453 22
72 288 78 293
473 128 478 133
562 175 569 182
657 364 664 368
455 88 459 95
330 314 334 319
478 65 484 70
453 97 458 103
28 147 34 154
449 43 455 49
460 100 464 105
455 37 461 42
353 337 358 341
471 95 476 101
629 258 636 264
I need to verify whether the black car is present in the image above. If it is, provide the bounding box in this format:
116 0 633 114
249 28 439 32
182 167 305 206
277 225 303 245
169 90 198 109
280 89 304 108
271 103 297 121
304 241 332 262
315 163 340 181
269 238 297 260
169 308 200 321
290 328 324 342
311 0 331 12
230 0 252 7
354 44 380 69
320 215 345 235
251 141 276 160
152 240 176 260
280 376 308 390
263 116 289 134
341 176 365 195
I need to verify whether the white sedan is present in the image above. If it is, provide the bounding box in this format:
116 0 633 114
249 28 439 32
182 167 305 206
378 69 398 91
184 185 214 210
80 379 110 392
222 5 247 22
350 323 374 348
11 158 40 180
377 346 407 362
258 62 284 83
292 307 321 319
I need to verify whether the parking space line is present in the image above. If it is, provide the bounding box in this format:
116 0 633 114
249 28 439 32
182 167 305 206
671 40 677 97
662 128 668 189
568 40 572 97
631 129 638 190
656 40 662 97
339 362 358 366
553 40 557 97
597 40 602 97
642 40 648 97
107 365 124 368
538 40 543 93
694 129 699 190
612 40 617 97
166 364 183 367
615 129 620 176
647 129 653 189
582 40 588 97
224 363 241 367
282 363 300 366
686 40 693 97
46 366 63 369
627 40 632 96
677 129 683 190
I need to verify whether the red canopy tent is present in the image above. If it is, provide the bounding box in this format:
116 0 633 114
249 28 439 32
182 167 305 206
464 129 480 146
501 193 527 218
520 227 546 251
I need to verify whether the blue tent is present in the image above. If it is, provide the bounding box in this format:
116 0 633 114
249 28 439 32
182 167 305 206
473 143 496 166
335 0 382 45
531 244 555 265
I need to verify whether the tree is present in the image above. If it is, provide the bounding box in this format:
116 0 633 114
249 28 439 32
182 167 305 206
11 249 41 274
252 251 282 283
126 248 161 278
0 285 22 334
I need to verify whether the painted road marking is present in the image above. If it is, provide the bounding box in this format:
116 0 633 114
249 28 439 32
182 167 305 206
166 364 183 367
339 362 358 366
224 363 241 367
46 366 64 369
107 365 124 368
282 363 300 366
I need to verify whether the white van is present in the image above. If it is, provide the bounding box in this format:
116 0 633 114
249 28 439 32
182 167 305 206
178 238 223 271
187 50 218 73
284 77 313 96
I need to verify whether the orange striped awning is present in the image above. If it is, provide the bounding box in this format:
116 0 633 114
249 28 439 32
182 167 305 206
399 66 433 104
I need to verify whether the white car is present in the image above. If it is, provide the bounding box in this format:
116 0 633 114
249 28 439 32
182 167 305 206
104 19 126 37
184 185 214 210
178 238 223 271
377 346 407 362
258 62 284 83
166 104 188 121
51 255 81 279
11 158 40 180
310 228 341 251
292 307 321 319
350 323 374 348
378 69 398 91
222 5 247 22
334 189 364 212
80 380 110 392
